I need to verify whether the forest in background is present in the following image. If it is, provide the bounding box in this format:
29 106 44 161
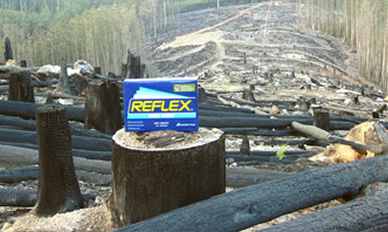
299 0 388 92
0 0 261 75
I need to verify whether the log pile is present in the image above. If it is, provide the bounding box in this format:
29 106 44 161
1 62 388 231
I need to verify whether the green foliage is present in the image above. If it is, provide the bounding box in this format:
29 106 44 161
300 0 388 93
276 143 287 160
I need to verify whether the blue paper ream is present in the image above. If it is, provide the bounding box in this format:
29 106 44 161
123 78 199 132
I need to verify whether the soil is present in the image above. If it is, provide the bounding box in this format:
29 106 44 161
1 0 387 231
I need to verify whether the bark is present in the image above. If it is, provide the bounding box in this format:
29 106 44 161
0 100 84 122
0 144 111 174
109 128 225 228
261 183 388 232
0 128 111 151
4 37 13 61
56 56 74 95
313 108 330 131
8 71 35 103
84 80 122 135
114 154 388 232
0 187 96 207
225 167 296 188
0 165 39 183
33 105 84 216
291 122 388 155
199 116 312 128
0 188 35 207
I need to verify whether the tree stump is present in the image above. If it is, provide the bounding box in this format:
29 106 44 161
313 108 330 131
84 80 122 135
8 71 35 103
33 105 84 216
109 128 225 228
4 37 13 61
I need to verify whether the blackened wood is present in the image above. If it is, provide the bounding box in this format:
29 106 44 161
85 81 122 135
94 67 101 75
226 167 296 188
261 183 388 232
0 165 39 183
0 114 36 130
0 188 35 207
198 86 207 103
313 108 330 131
20 60 27 67
0 114 110 140
0 100 84 122
114 154 388 232
0 144 111 174
199 116 312 128
0 187 96 207
292 122 388 155
0 165 111 185
33 105 84 216
8 71 35 103
239 135 250 155
4 37 13 61
0 128 111 151
56 56 74 95
109 128 225 228
242 88 255 102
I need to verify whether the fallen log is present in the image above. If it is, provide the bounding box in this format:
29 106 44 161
0 187 96 207
0 100 84 122
225 167 296 188
0 141 112 161
199 116 312 128
0 128 111 151
0 114 111 139
261 183 388 232
0 165 39 183
291 121 388 155
0 165 111 185
227 150 316 158
0 114 36 130
113 154 388 232
226 154 296 164
0 187 36 206
0 145 111 174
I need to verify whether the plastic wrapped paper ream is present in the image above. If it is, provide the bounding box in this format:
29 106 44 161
124 78 198 132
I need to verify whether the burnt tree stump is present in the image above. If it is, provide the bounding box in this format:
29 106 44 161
313 108 330 131
109 128 225 228
4 37 13 61
84 80 122 135
8 71 35 103
32 105 84 216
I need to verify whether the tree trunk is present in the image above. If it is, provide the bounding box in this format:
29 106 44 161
56 56 74 95
0 128 111 151
313 108 330 131
4 37 13 61
33 105 84 216
8 71 35 103
84 80 122 135
0 100 85 122
109 128 225 228
114 154 388 232
261 183 388 232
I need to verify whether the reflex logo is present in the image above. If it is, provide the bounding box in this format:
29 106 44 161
124 78 198 132
127 87 196 119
